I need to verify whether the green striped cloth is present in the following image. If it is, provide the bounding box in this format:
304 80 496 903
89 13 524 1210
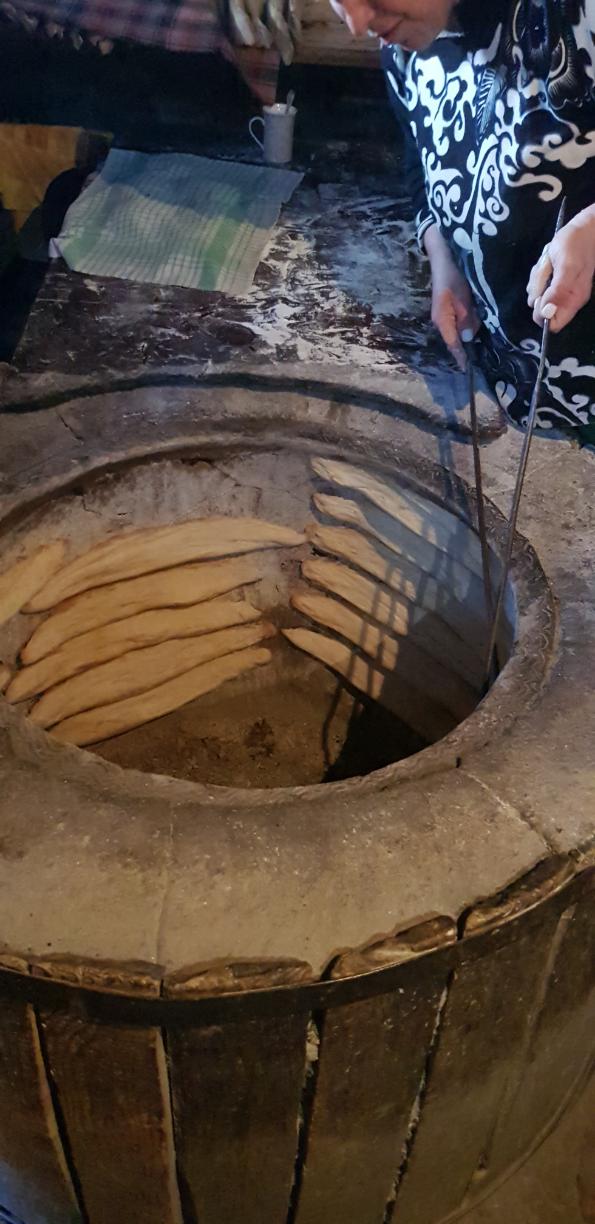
55 149 303 294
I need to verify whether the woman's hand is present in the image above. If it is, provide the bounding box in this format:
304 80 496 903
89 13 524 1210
424 224 480 368
527 205 595 332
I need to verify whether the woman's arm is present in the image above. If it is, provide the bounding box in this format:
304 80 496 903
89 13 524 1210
526 0 595 329
527 204 595 332
383 55 436 249
384 58 478 366
424 224 479 368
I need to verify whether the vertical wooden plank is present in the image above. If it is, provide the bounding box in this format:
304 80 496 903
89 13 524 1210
393 860 577 1224
578 1093 595 1224
165 959 313 1224
0 957 81 1224
35 958 183 1224
293 918 456 1224
483 867 595 1185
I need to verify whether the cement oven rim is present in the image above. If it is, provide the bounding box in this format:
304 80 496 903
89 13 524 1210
0 427 556 809
0 859 590 1016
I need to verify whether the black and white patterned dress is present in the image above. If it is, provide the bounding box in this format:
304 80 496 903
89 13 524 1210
383 0 595 436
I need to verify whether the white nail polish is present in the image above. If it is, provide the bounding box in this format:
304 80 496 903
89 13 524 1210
542 303 557 320
460 328 475 343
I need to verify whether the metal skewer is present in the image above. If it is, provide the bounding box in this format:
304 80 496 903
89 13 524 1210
483 196 567 688
462 333 494 621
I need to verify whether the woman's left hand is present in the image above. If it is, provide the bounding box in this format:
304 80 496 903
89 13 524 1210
527 204 595 332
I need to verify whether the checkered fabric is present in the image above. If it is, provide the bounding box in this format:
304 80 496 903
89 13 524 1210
0 0 281 101
55 147 303 292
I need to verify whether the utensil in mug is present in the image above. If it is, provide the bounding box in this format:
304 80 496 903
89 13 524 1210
249 103 296 165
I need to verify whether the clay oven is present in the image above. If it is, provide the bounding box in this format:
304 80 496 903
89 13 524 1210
0 382 592 1224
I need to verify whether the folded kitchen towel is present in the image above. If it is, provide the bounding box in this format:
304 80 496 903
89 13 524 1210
55 148 303 294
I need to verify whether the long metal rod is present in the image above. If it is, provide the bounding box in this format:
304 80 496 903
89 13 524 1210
484 197 567 686
465 346 494 620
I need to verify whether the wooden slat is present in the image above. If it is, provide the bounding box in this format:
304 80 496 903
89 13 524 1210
37 960 182 1224
295 32 381 67
482 867 595 1186
40 1013 183 1224
393 861 577 1224
167 1013 308 1224
165 958 314 1224
0 963 81 1224
293 923 456 1224
578 1094 595 1224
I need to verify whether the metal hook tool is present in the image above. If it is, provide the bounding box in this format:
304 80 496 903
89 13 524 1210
462 333 494 615
462 330 499 680
483 196 567 688
460 331 498 683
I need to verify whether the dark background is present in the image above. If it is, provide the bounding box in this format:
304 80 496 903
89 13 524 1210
0 23 388 149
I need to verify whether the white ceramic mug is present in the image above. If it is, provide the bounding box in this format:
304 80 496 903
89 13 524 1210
249 103 296 166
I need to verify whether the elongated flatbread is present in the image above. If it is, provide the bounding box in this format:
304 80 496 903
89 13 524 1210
26 518 305 611
291 589 476 721
50 646 272 746
0 541 65 626
313 492 487 608
0 664 10 693
283 628 454 742
307 522 486 651
9 598 261 703
302 556 482 689
22 554 264 664
311 457 484 578
30 621 275 728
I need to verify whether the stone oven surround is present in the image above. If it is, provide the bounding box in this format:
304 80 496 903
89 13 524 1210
0 379 592 1224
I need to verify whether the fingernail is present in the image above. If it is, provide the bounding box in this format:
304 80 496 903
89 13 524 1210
542 303 557 320
460 328 475 343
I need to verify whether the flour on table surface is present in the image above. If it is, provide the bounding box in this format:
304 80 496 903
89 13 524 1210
230 183 431 369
